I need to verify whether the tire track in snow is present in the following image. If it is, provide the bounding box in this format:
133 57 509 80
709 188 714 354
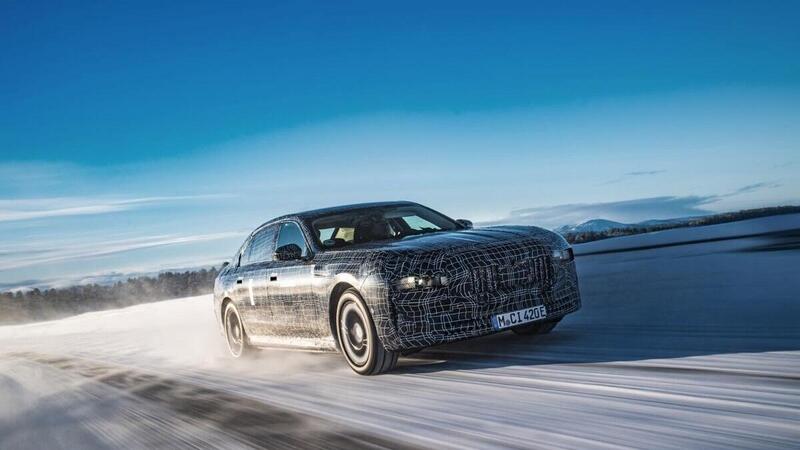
8 352 422 450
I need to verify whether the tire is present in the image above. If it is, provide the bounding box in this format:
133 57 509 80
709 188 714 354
336 288 398 375
223 302 254 358
511 318 561 336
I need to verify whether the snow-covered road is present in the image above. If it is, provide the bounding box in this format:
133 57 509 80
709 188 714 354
2 216 799 449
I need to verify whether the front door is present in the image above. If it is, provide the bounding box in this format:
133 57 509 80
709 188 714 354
263 221 320 339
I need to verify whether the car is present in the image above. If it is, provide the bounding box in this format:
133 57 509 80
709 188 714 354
214 201 581 375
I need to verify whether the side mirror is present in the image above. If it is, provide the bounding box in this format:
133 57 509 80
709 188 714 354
274 243 303 261
221 261 230 268
456 219 473 229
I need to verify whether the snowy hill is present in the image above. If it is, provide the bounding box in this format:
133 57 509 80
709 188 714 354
554 206 800 242
555 219 630 234
555 217 697 234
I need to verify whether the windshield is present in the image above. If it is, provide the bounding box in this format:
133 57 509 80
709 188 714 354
309 205 461 249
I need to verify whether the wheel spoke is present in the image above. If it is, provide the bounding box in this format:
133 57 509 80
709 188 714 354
340 300 369 366
226 308 244 356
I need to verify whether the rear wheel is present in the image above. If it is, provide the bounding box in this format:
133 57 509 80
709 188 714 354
224 302 254 358
512 318 561 335
336 289 398 375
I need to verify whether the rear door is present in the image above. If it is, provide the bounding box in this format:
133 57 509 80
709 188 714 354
234 225 277 335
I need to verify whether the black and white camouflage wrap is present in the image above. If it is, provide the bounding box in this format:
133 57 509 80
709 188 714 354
214 202 581 352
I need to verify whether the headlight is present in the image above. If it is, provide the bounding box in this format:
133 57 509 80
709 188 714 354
552 247 574 262
396 275 449 290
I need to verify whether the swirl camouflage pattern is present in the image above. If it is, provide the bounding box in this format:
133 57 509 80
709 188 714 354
214 201 581 375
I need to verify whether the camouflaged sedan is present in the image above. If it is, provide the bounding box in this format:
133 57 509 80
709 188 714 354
214 201 581 375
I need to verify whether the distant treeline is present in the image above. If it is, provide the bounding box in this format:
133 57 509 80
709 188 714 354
561 206 800 244
0 268 219 325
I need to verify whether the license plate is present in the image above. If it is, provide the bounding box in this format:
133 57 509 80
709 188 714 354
492 305 547 330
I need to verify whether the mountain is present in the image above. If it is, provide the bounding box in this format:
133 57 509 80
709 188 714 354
554 205 800 244
555 219 632 234
557 216 710 235
637 217 695 227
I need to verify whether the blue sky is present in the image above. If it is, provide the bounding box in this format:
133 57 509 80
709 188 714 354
1 1 799 288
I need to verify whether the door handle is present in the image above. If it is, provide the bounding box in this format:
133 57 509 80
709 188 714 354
236 278 243 284
270 274 278 282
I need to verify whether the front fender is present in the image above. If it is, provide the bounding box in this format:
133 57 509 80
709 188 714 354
358 272 398 351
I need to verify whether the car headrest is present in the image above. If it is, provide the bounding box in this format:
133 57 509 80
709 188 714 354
354 220 392 243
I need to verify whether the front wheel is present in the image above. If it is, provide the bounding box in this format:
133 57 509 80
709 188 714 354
336 289 398 375
511 318 562 335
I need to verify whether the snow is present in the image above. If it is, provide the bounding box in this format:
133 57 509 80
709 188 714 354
1 215 799 449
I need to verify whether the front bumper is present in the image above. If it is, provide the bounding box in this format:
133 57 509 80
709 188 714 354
378 260 582 351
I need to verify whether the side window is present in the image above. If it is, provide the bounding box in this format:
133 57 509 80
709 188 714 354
317 227 355 246
242 226 276 266
319 228 335 242
233 241 247 268
276 222 308 257
335 227 355 241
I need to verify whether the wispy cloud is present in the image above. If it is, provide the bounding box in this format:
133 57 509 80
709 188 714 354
771 161 794 169
0 161 82 191
626 170 666 176
0 195 230 223
601 169 666 185
0 231 246 271
720 182 781 198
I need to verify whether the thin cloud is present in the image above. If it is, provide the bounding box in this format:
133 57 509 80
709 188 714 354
601 169 666 185
0 231 246 271
720 182 781 197
626 170 666 176
0 161 82 191
0 195 230 223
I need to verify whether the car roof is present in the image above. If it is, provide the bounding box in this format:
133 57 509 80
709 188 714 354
294 201 418 219
256 201 419 232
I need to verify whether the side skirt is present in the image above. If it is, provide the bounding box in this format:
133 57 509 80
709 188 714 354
247 334 338 352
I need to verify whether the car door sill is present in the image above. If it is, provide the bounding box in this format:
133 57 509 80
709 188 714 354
248 335 337 352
